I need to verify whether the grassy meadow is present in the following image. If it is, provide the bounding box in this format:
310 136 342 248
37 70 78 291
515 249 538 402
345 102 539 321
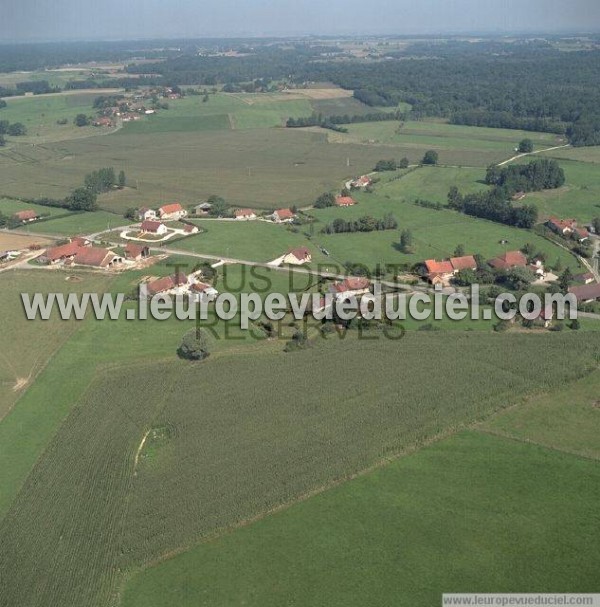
120 430 600 607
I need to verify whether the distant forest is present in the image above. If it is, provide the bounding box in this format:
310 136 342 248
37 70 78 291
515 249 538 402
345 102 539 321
2 38 600 145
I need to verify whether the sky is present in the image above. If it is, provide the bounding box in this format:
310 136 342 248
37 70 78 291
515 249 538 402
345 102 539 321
1 0 600 42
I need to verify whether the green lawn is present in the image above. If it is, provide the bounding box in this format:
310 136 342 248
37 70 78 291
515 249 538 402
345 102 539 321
172 220 325 263
25 210 130 235
0 197 71 218
121 431 600 607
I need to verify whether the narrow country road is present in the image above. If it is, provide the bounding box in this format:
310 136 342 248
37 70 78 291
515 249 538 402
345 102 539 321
497 144 571 167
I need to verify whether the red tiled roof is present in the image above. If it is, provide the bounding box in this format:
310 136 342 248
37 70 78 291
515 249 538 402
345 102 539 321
274 208 295 219
488 251 527 270
331 277 370 292
425 259 454 275
335 196 356 206
569 283 600 302
575 228 589 239
287 246 311 261
43 242 81 262
14 210 38 221
235 208 255 218
548 217 577 232
159 203 184 215
71 236 90 247
141 220 164 233
146 276 174 295
450 255 477 272
73 247 116 267
124 243 147 258
183 224 196 233
191 282 212 292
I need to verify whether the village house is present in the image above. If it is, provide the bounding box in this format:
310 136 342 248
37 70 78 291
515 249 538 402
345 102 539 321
182 223 199 235
547 217 589 242
329 277 371 299
573 272 595 285
190 281 219 301
335 195 356 207
569 283 600 304
270 208 296 223
140 220 168 236
39 242 81 264
424 259 455 285
450 255 478 272
283 246 312 265
124 243 150 261
13 210 39 223
350 175 372 189
487 250 528 270
138 207 157 221
158 203 187 221
71 236 92 248
145 272 189 296
234 208 257 220
72 247 122 269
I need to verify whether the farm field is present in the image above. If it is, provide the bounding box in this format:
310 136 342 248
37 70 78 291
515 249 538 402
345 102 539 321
0 128 387 209
327 120 564 167
0 92 107 142
120 430 600 607
0 271 112 420
542 144 600 165
0 331 598 607
482 369 600 460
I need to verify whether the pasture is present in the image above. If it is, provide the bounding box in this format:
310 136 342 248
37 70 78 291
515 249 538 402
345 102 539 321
1 331 598 607
120 430 600 607
0 128 387 210
25 210 130 235
0 196 71 218
327 120 564 167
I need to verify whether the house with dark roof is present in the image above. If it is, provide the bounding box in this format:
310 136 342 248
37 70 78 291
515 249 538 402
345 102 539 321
140 220 168 235
569 283 600 304
124 243 150 261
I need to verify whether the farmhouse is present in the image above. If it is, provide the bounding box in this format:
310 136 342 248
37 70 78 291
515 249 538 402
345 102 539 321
573 272 595 285
124 243 150 260
350 175 372 189
138 207 157 221
569 283 600 304
424 259 455 285
488 250 528 270
39 242 81 264
234 208 257 220
182 223 199 234
140 220 168 235
71 236 92 247
145 272 189 296
159 203 187 220
190 282 219 301
283 246 312 265
271 208 296 223
335 196 356 207
13 210 39 223
546 217 588 241
329 277 370 299
72 247 122 268
450 255 478 272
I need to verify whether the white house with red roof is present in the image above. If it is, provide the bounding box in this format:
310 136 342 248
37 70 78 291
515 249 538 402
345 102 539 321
270 208 296 223
137 207 157 221
158 203 187 220
234 208 257 220
329 277 370 300
350 175 372 189
335 196 356 207
140 220 168 235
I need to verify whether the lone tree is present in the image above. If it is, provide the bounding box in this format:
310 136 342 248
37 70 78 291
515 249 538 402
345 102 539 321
177 329 211 361
518 138 534 153
422 150 438 165
399 228 414 253
74 114 91 127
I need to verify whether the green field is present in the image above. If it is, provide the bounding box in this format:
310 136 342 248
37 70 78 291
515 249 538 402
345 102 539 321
483 370 600 460
0 92 106 142
309 173 579 271
0 328 598 607
327 120 564 167
120 430 600 607
0 197 71 218
25 210 130 235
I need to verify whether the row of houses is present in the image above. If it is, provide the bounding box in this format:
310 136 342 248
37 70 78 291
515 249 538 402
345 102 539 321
424 251 546 286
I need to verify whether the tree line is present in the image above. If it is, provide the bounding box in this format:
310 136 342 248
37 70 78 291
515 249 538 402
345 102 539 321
321 214 398 234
